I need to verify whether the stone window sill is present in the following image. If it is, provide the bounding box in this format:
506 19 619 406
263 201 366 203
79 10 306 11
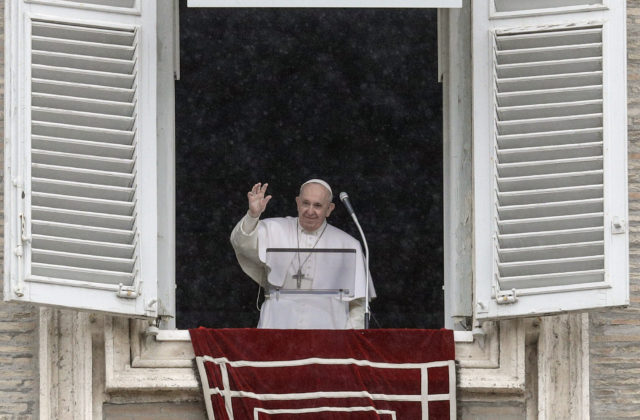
105 319 526 394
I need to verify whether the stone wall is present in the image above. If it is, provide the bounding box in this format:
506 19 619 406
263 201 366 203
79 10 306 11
589 1 640 418
0 2 40 419
0 303 38 419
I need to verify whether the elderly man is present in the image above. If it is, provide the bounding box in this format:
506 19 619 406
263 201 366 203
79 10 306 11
230 179 374 329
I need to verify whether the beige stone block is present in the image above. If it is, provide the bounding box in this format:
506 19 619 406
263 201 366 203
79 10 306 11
102 403 207 420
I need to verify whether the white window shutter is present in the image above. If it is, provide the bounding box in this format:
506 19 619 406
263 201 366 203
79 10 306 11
473 1 628 319
4 0 158 318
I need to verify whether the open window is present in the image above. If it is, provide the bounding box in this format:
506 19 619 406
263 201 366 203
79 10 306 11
4 0 630 327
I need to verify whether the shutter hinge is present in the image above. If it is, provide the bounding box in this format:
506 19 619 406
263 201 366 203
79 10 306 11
14 212 28 298
117 284 139 299
19 213 31 243
496 288 517 304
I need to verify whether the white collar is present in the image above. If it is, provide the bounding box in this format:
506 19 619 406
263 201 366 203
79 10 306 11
297 219 327 236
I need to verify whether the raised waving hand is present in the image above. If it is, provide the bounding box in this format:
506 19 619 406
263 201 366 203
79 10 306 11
247 182 272 218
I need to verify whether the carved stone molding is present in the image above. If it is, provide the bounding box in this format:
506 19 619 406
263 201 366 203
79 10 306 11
457 319 526 393
39 308 93 420
537 313 589 420
104 317 198 393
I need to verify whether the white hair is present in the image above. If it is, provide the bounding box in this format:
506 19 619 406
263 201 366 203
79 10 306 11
300 179 333 202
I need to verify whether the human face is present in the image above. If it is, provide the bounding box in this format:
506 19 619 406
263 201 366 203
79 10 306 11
295 183 335 232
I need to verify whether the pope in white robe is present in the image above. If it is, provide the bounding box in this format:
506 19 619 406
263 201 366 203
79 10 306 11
230 180 375 329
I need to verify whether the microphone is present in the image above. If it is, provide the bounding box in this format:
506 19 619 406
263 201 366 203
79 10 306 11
339 191 371 329
339 192 356 216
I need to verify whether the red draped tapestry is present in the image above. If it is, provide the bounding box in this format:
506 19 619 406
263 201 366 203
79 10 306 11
190 328 456 419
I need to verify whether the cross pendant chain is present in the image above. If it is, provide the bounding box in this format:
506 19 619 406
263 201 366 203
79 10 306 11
292 269 306 289
294 220 328 290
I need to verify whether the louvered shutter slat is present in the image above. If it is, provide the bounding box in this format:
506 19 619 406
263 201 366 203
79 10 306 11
494 0 603 13
497 170 603 192
498 198 603 220
32 108 135 131
33 51 135 74
498 127 602 149
498 226 603 248
32 136 134 159
32 21 136 45
32 192 134 216
497 100 602 121
497 142 602 163
32 164 134 188
32 37 135 60
499 255 604 277
31 263 133 284
32 249 134 272
496 43 602 65
497 114 603 135
32 121 134 145
498 72 602 93
497 58 602 79
33 79 135 102
32 235 135 259
33 149 135 173
499 241 604 263
32 206 134 230
498 213 603 234
32 65 135 89
32 221 134 244
497 86 602 107
497 185 603 206
33 94 135 117
497 156 603 177
499 270 605 290
60 0 137 8
33 178 134 202
495 28 602 49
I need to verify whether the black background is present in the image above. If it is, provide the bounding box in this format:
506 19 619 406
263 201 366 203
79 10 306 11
175 2 443 329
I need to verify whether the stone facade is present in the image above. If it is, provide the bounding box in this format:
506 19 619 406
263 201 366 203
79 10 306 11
0 302 38 419
588 2 640 418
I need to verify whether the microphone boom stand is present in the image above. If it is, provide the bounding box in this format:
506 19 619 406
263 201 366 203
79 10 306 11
339 192 371 329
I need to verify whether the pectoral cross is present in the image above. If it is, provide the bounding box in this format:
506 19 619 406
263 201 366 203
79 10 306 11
292 269 306 289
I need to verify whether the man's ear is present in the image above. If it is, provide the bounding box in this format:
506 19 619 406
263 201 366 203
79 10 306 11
327 202 336 216
295 196 301 206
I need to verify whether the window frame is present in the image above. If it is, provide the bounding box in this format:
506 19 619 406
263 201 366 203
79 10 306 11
187 0 462 8
6 0 628 329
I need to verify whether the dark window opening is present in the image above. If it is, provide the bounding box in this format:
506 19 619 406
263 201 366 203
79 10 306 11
175 5 443 329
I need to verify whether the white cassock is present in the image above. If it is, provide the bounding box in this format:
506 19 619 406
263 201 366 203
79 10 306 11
230 213 375 329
